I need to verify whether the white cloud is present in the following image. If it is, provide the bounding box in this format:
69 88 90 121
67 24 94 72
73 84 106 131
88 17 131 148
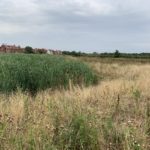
36 0 150 16
65 0 114 16
0 0 38 16
0 22 28 34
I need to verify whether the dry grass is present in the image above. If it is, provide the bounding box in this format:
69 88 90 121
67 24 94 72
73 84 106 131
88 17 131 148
0 57 150 150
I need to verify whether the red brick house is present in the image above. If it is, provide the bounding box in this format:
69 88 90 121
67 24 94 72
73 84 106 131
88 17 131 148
0 44 23 53
0 44 62 55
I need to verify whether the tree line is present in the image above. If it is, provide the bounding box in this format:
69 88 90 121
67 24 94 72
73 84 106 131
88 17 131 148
62 50 150 59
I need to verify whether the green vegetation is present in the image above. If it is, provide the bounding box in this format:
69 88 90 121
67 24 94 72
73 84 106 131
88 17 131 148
24 46 34 53
0 54 97 94
60 114 99 149
0 56 149 149
114 50 120 58
62 50 150 59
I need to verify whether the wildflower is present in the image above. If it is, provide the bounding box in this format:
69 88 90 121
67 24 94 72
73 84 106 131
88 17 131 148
137 144 140 147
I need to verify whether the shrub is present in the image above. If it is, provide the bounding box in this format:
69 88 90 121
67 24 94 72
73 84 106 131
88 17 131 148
0 54 98 94
24 46 34 54
114 50 120 58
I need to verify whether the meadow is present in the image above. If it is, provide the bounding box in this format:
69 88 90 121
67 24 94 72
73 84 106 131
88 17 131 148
0 55 150 150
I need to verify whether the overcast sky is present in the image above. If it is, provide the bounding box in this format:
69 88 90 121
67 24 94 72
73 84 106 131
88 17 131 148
0 0 150 52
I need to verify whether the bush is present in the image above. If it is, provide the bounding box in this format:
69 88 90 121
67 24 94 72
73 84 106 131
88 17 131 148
0 54 98 94
24 46 34 53
114 50 120 58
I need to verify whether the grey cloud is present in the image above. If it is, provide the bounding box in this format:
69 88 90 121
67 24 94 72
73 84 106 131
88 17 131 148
0 0 150 52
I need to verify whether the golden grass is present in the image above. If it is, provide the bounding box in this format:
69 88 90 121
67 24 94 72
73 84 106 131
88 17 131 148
0 57 150 149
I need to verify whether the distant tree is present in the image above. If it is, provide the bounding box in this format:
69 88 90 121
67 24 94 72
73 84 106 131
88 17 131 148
114 50 120 58
70 51 80 57
24 46 34 53
93 52 98 55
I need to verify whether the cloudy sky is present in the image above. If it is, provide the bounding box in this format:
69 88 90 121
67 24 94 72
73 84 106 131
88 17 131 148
0 0 150 52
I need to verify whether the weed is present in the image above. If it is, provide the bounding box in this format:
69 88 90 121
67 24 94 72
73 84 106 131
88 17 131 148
146 100 150 136
57 114 99 150
102 117 125 150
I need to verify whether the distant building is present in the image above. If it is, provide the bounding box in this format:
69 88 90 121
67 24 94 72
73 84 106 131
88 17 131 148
0 44 62 55
47 49 53 55
0 44 23 53
34 48 47 54
47 49 62 55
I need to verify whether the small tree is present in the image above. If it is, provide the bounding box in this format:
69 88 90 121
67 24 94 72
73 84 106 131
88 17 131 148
24 46 34 54
114 50 120 58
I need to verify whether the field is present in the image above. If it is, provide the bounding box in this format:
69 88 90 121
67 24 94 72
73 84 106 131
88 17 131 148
0 55 150 150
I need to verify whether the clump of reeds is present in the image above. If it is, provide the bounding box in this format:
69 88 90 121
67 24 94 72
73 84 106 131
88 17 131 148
0 54 98 94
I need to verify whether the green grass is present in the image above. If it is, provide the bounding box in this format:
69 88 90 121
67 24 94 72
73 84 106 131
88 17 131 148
0 54 97 94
